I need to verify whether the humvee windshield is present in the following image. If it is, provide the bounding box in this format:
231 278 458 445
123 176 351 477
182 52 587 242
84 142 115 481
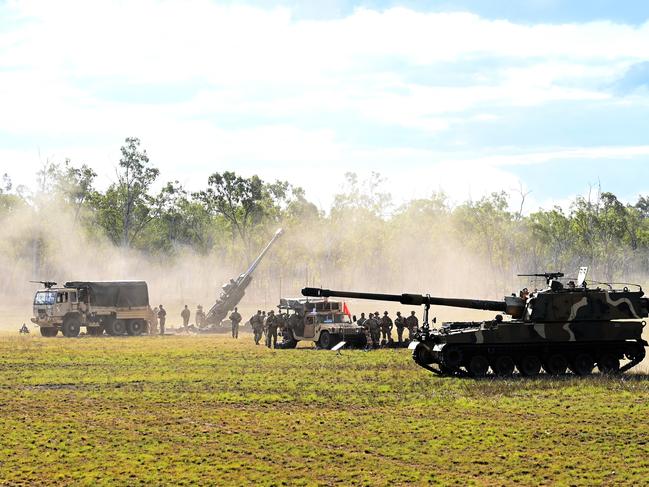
34 291 57 305
319 314 351 324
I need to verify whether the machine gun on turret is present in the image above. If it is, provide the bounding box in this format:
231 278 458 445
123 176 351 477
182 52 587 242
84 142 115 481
205 228 284 326
517 272 564 284
30 280 57 289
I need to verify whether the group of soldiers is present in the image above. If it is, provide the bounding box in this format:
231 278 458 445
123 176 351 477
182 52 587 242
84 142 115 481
356 310 419 348
150 303 206 335
248 309 286 348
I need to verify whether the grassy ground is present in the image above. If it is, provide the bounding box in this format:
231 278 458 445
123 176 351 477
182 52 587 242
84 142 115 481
0 334 648 486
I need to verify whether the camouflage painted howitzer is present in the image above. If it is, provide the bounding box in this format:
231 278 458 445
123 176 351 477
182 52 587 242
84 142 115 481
302 271 648 377
205 228 284 326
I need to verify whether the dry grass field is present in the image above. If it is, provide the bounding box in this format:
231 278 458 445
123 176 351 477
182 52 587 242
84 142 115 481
0 333 648 486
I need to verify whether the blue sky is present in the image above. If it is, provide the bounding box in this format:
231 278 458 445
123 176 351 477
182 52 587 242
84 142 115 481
1 0 648 211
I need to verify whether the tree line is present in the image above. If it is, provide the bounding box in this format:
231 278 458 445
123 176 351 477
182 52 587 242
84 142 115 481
2 137 648 297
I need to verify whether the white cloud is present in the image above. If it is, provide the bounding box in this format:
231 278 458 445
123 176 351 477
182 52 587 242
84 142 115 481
2 1 649 209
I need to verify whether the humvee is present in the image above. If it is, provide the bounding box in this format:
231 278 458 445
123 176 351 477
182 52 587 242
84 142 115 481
31 281 153 337
276 297 366 349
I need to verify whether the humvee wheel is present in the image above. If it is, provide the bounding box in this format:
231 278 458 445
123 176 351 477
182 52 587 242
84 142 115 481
467 355 489 377
543 354 568 375
318 331 333 349
570 353 594 376
62 317 81 337
40 327 58 337
126 320 145 336
518 355 542 377
597 354 620 375
492 356 515 377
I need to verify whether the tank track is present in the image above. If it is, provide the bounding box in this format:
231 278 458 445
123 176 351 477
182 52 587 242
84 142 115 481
413 339 647 377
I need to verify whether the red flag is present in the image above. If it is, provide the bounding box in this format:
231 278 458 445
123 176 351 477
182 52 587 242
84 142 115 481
343 302 351 317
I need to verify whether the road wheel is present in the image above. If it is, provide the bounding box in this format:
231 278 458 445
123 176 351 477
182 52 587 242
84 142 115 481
318 331 332 349
570 353 594 376
597 353 620 375
467 355 489 377
443 346 463 368
543 354 568 375
518 355 542 377
126 320 145 336
491 356 515 377
40 327 57 337
62 316 81 338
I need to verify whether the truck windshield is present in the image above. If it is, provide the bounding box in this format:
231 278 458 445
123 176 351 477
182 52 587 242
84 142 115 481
34 291 57 305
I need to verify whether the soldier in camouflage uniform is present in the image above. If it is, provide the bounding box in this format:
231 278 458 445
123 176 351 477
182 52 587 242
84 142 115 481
367 313 381 349
405 310 418 340
251 310 264 345
265 310 279 348
357 312 366 327
229 307 242 339
394 311 406 343
380 311 393 344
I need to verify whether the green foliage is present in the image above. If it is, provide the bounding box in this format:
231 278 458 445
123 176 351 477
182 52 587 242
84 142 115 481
2 137 649 285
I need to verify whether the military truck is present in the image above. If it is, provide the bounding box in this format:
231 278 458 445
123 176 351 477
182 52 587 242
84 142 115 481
303 268 649 376
276 297 366 349
32 281 153 337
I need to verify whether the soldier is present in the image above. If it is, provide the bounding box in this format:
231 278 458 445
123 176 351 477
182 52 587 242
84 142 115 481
251 310 263 345
19 323 29 334
380 311 393 344
181 305 190 329
357 312 366 327
261 311 267 338
367 313 381 349
158 305 167 335
265 310 279 348
195 305 206 328
405 310 418 340
394 311 406 343
150 306 159 335
229 307 242 339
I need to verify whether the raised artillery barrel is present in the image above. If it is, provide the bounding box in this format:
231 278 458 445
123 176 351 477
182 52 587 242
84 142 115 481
301 287 508 313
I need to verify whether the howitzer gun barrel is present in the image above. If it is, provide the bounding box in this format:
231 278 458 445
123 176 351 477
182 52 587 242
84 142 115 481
244 228 284 278
301 287 508 313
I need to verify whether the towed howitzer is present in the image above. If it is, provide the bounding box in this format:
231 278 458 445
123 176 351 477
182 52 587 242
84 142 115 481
205 228 284 326
302 274 648 377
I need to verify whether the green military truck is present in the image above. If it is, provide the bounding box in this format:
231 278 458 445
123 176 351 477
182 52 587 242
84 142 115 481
32 281 153 337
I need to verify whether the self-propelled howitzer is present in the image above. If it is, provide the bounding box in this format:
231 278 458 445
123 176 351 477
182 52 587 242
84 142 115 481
205 228 284 326
302 277 648 377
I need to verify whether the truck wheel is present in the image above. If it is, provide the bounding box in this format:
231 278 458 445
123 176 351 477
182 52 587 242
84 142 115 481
318 331 333 349
62 317 81 337
126 320 145 336
110 320 127 336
